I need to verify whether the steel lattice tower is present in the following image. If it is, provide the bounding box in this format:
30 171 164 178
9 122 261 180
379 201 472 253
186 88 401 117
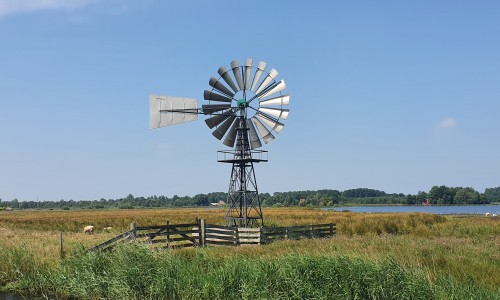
218 113 267 227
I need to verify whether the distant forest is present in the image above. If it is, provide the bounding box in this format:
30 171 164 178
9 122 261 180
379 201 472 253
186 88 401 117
1 186 500 210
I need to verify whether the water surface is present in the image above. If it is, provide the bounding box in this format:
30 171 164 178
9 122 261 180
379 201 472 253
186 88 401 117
323 205 499 215
0 292 54 300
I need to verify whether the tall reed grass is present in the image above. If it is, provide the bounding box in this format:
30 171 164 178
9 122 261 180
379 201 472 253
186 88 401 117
6 244 493 300
3 244 499 300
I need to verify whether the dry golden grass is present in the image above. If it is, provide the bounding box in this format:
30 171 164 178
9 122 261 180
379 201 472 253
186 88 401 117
0 208 222 264
0 207 447 232
0 208 226 232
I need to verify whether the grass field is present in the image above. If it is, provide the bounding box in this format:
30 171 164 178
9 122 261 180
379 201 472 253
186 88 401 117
1 208 499 299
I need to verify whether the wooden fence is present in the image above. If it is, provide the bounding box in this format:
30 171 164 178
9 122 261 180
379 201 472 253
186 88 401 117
90 220 335 252
262 223 335 243
89 221 200 252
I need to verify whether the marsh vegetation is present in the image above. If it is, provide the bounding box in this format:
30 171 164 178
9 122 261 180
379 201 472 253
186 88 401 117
1 208 499 299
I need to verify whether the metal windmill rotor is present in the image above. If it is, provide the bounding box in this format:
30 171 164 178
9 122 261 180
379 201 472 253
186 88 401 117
150 58 290 227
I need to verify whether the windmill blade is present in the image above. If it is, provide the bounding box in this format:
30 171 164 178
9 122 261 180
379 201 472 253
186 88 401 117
205 110 234 129
259 94 290 106
213 115 237 140
218 66 239 94
257 80 286 99
251 117 275 144
246 119 262 149
230 60 244 91
251 61 267 92
243 58 252 90
202 104 231 114
258 107 289 120
254 68 278 95
209 77 235 97
223 119 239 147
150 95 198 128
204 90 233 103
253 80 278 100
256 113 284 133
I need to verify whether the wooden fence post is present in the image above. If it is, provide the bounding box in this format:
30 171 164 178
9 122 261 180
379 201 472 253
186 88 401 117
166 221 171 249
130 222 136 240
200 219 206 247
59 231 64 258
329 223 334 238
235 227 239 246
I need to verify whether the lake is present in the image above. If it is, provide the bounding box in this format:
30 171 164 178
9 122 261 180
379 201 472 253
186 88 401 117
323 205 500 215
0 293 45 300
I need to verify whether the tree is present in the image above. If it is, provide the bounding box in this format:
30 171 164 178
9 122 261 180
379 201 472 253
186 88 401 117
454 188 479 204
415 191 428 202
193 194 210 206
10 198 19 208
342 188 386 198
428 186 455 204
405 194 418 205
484 187 500 202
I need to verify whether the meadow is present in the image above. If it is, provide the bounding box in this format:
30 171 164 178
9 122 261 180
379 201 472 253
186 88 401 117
0 208 499 299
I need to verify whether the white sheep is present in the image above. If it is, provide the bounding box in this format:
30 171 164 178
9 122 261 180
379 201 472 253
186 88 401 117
83 225 94 234
103 227 113 231
485 212 491 217
492 214 498 218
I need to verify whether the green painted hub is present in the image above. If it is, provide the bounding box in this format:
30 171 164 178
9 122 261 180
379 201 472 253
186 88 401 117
237 99 249 108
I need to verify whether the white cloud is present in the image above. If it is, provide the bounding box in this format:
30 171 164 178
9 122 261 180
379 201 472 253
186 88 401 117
0 0 100 16
436 118 457 130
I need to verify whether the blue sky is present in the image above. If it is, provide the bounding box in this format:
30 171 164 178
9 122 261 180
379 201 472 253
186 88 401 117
1 0 499 201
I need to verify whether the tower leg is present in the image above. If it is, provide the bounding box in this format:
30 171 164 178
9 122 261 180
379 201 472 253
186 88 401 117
224 160 264 227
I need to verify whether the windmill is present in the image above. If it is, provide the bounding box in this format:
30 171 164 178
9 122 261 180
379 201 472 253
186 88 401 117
150 58 289 227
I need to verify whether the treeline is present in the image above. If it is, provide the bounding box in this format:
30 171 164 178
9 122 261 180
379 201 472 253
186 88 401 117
1 186 499 210
0 193 227 210
263 186 494 206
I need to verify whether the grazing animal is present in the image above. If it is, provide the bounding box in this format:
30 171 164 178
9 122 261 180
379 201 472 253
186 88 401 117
84 225 94 234
492 214 498 218
103 227 113 231
485 212 491 217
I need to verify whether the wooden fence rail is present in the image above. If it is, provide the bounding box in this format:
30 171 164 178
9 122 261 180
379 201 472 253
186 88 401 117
89 229 135 252
90 220 335 252
204 225 239 246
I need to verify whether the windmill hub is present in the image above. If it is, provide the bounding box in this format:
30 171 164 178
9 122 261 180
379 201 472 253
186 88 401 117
237 99 248 108
150 58 290 227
